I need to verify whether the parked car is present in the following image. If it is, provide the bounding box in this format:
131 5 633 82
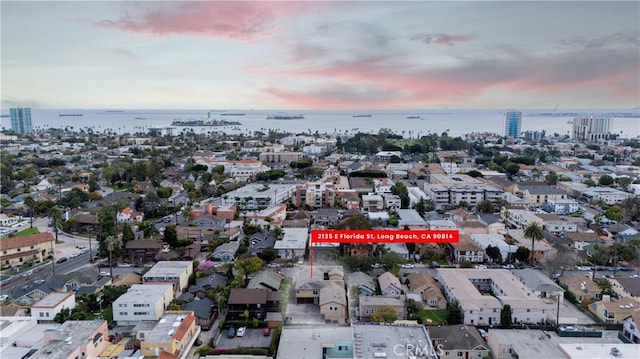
194 338 203 346
236 327 246 337
428 262 441 268
478 328 488 339
22 270 33 277
33 279 45 285
0 295 8 302
401 263 415 269
56 257 68 263
371 263 382 268
117 263 131 268
227 327 236 338
267 263 280 268
263 327 271 336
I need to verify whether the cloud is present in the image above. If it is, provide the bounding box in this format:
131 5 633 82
98 1 321 41
410 33 473 46
263 45 639 108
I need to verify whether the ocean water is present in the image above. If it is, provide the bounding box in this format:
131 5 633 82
1 108 638 139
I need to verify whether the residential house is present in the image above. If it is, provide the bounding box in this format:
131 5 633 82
469 234 516 264
0 232 54 268
314 208 340 227
295 279 323 304
559 275 600 302
29 320 109 359
183 297 216 331
247 270 283 291
49 268 99 293
124 239 165 263
347 271 376 297
406 272 446 309
211 242 240 262
512 268 565 302
437 269 548 326
544 198 580 215
326 267 344 281
112 284 174 325
188 272 228 299
566 232 601 251
140 311 198 358
429 325 491 359
73 213 99 232
478 213 506 234
192 214 226 228
358 296 406 322
621 309 640 344
382 194 401 210
610 277 640 303
378 271 402 296
273 228 308 260
319 281 347 324
143 261 193 294
12 288 49 306
517 184 567 205
397 209 428 228
450 235 485 264
589 296 638 324
362 194 384 212
30 291 76 323
248 231 277 257
118 207 144 223
227 288 280 320
337 190 360 209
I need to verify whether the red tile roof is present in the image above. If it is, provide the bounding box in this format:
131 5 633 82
173 314 195 341
0 232 54 251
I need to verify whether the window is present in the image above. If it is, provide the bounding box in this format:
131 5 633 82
527 309 531 312
119 304 127 307
40 312 44 317
46 313 49 317
17 248 21 252
457 352 463 357
119 312 127 315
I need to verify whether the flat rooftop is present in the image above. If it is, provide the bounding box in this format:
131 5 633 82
489 329 565 359
146 312 191 342
114 284 173 304
352 322 438 359
277 325 352 359
29 320 105 359
32 292 74 307
144 261 192 277
559 343 640 358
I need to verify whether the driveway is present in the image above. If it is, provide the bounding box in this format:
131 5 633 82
215 326 272 350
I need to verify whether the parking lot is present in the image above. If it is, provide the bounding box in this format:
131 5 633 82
215 327 272 350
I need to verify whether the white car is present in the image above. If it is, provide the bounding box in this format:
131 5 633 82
0 295 8 302
474 265 487 269
100 271 110 277
236 327 246 337
401 263 415 269
371 263 382 268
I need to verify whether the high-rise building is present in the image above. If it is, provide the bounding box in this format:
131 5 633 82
503 110 522 138
10 107 33 134
572 116 611 141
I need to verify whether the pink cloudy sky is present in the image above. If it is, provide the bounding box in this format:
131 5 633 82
2 1 638 109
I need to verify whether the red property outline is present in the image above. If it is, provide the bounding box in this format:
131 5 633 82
308 229 459 277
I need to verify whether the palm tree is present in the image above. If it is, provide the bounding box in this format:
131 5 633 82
24 196 36 228
524 222 544 264
48 206 63 242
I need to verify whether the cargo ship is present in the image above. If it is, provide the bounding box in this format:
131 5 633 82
171 118 241 126
266 114 305 120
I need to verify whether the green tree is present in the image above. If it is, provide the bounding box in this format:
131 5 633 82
514 246 530 263
615 177 631 190
236 257 264 285
486 245 502 263
545 171 559 186
48 206 63 242
390 182 410 209
583 179 597 187
596 278 613 295
24 195 36 228
371 306 399 322
524 222 544 264
164 224 178 248
121 223 135 244
447 300 463 324
500 304 513 328
599 174 614 186
240 309 250 326
476 200 495 213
